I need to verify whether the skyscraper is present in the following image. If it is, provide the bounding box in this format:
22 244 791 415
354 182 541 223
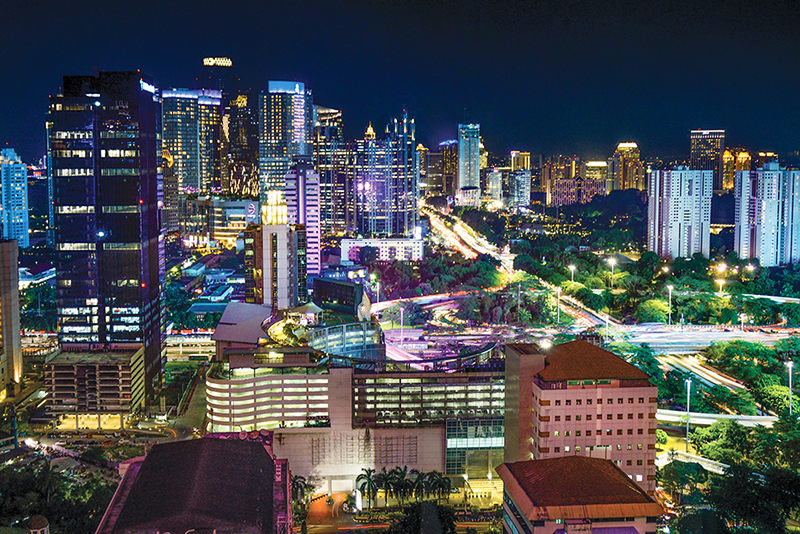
735 162 800 267
722 148 750 192
690 130 725 192
223 93 259 197
607 143 645 192
509 151 531 172
457 124 480 192
259 81 314 202
286 158 321 280
647 168 713 259
0 149 29 248
313 106 353 235
0 240 21 398
46 71 164 407
161 88 222 193
440 139 458 196
509 170 532 210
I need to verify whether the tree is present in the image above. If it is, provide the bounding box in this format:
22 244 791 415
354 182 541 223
291 474 309 504
658 460 707 504
357 468 378 510
386 502 457 534
634 299 669 323
375 467 391 507
656 429 668 446
390 465 412 505
358 246 379 267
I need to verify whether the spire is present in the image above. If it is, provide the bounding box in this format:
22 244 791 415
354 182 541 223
365 122 375 140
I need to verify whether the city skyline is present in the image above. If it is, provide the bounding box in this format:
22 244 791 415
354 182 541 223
4 0 800 164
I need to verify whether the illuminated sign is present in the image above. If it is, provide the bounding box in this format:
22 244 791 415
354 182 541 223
139 80 156 94
203 57 233 67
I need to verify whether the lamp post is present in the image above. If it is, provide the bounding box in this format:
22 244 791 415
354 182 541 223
740 313 747 332
399 305 404 348
608 258 617 288
568 265 576 283
715 279 725 294
788 361 794 416
556 287 561 324
685 379 692 453
667 285 674 326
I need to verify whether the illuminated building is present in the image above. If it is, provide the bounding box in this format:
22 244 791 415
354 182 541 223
439 139 459 196
509 170 532 210
647 168 712 259
179 196 260 249
504 341 658 493
224 93 259 196
735 162 800 267
510 151 531 172
457 124 480 194
354 113 419 237
161 88 222 193
479 136 488 169
607 143 645 191
259 81 314 201
162 149 179 232
417 143 430 193
0 240 22 397
486 169 503 202
753 151 779 169
340 237 424 264
426 151 445 195
285 158 321 279
580 161 608 203
46 71 164 409
690 129 725 192
313 106 353 235
722 147 750 191
0 149 29 248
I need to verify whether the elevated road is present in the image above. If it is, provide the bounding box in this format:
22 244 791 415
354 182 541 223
656 408 776 428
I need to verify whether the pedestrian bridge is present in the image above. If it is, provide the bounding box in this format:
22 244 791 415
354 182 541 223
655 450 729 475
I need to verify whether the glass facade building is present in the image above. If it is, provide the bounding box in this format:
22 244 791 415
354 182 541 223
0 149 29 248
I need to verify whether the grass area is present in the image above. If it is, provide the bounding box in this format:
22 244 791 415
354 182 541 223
657 427 697 455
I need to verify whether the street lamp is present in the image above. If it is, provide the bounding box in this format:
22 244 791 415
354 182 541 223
715 279 725 294
740 313 747 332
568 265 576 283
607 258 617 288
787 361 794 416
556 287 561 324
685 379 692 453
667 285 674 326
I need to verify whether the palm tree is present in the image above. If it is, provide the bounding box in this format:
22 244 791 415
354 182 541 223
375 467 390 507
410 469 427 501
291 474 308 504
356 468 377 510
390 465 411 505
37 461 58 503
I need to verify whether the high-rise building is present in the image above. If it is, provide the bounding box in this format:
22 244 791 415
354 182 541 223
510 151 531 172
690 130 725 192
457 124 480 192
735 162 800 267
162 149 179 232
479 137 488 170
224 93 259 197
486 169 503 202
440 139 458 196
259 81 314 202
504 341 658 493
0 149 29 248
46 71 164 407
607 143 645 192
426 151 444 196
286 158 321 280
0 240 22 398
722 148 751 192
417 144 430 194
509 170 532 210
753 151 779 170
161 88 222 193
647 168 713 259
313 106 353 235
354 113 419 237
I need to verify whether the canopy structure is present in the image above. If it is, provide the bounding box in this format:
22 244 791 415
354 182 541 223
288 302 325 315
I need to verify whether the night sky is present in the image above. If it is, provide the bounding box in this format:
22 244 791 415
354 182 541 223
3 0 800 164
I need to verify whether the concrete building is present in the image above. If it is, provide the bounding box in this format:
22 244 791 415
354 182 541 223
690 129 726 193
497 456 662 534
722 147 750 192
509 170 532 210
0 149 29 248
509 151 531 172
607 143 645 192
485 169 503 202
340 238 424 265
647 168 713 259
313 106 353 235
0 240 22 399
180 196 260 249
504 341 658 493
458 124 480 193
285 159 321 278
735 162 800 266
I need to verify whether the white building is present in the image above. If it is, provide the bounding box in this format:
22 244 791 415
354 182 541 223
0 149 29 248
735 162 800 267
647 168 712 259
457 124 480 192
286 160 321 278
340 238 424 265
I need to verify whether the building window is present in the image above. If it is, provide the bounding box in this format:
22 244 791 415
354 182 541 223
565 431 571 437
628 398 634 404
638 397 645 403
555 400 561 406
587 399 592 405
617 429 623 435
576 399 582 405
607 414 613 420
554 416 561 422
565 400 571 406
554 431 560 437
627 460 632 466
587 414 592 420
606 429 612 435
637 460 643 465
618 398 623 404
628 429 634 435
638 413 644 419
617 445 622 450
638 429 644 435
576 431 581 437
564 446 570 452
627 444 633 450
554 447 560 453
575 446 581 452
565 415 571 421
576 415 581 421
638 444 643 450
617 414 623 420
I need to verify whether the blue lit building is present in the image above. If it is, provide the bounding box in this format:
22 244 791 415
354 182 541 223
457 124 480 192
0 149 29 248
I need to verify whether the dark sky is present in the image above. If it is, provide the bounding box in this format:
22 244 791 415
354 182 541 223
3 0 800 164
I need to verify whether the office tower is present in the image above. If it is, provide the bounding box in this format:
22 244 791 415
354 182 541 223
0 240 21 398
286 158 321 279
0 149 29 248
722 148 751 192
161 88 222 193
245 191 306 310
753 151 779 169
509 151 531 172
224 93 259 196
162 149 179 232
259 81 314 202
647 168 712 259
607 143 645 192
690 129 725 192
509 170 532 210
426 151 444 195
354 113 419 237
417 144 429 194
479 137 488 169
46 71 164 406
486 169 503 202
313 106 353 235
440 139 458 196
200 56 234 95
504 341 658 492
457 124 480 192
735 162 800 267
581 161 608 203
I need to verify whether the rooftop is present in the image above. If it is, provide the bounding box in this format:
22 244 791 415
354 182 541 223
537 340 650 382
45 350 139 366
98 438 274 534
497 456 662 520
212 301 271 345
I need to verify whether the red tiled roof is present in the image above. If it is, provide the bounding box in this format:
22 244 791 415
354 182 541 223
537 340 650 382
498 456 658 509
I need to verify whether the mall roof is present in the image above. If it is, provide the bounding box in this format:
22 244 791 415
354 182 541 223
537 340 650 382
497 456 662 521
97 438 274 534
212 301 271 345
